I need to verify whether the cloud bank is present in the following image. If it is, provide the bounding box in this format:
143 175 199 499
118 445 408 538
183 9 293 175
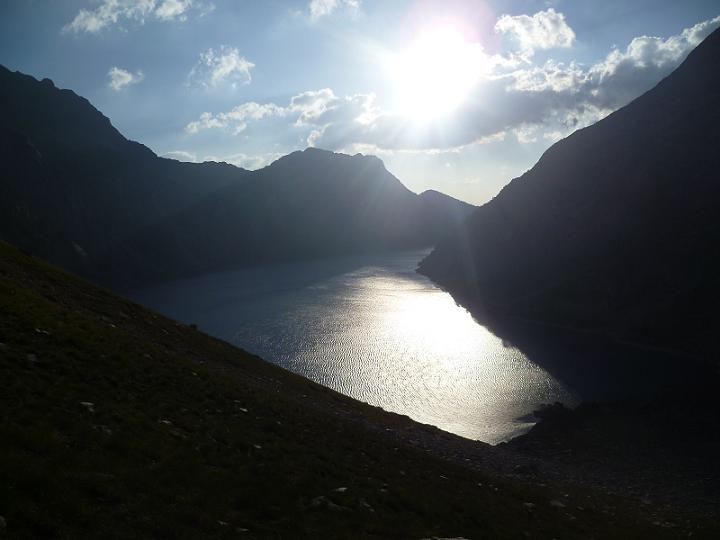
495 8 576 56
185 13 720 154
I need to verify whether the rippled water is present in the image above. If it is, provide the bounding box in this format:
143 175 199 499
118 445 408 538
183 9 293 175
131 250 585 443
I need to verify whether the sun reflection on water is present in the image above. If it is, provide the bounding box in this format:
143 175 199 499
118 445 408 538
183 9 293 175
280 259 578 444
131 251 578 444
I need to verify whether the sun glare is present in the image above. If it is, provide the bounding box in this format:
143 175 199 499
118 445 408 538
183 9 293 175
389 26 486 121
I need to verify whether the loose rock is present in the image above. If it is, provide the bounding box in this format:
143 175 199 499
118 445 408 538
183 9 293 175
80 401 95 413
94 425 113 436
309 495 346 512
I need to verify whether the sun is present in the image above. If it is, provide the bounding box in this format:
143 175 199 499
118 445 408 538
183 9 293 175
389 26 486 121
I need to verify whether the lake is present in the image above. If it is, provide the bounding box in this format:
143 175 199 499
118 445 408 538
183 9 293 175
129 249 699 444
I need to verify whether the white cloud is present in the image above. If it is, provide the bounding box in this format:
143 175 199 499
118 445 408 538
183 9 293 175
495 8 575 56
162 149 281 170
184 112 223 134
500 13 720 114
316 15 719 149
162 150 198 161
309 0 360 21
289 88 338 124
64 0 211 34
586 15 720 108
184 87 381 142
513 125 539 144
107 66 144 90
185 102 285 134
203 152 285 170
339 136 505 159
155 0 193 20
543 130 564 143
506 60 585 93
188 46 255 88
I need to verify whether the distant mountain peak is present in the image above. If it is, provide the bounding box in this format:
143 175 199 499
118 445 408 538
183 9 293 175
420 189 456 200
267 146 388 174
419 189 475 209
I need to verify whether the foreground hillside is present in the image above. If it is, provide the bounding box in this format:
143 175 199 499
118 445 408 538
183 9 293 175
419 27 720 358
0 240 692 539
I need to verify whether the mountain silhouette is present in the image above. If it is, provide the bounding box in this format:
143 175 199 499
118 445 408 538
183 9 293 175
0 66 474 287
419 28 720 356
101 148 476 284
0 66 250 283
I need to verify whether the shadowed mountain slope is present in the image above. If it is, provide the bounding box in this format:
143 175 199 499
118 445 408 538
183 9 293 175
419 28 720 357
0 66 474 288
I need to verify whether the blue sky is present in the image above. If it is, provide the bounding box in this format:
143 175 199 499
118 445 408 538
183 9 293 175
1 1 718 204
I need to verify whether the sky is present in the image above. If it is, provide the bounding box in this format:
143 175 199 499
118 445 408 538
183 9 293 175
1 1 718 204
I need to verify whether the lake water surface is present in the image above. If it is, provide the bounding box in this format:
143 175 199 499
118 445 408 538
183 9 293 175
129 250 696 444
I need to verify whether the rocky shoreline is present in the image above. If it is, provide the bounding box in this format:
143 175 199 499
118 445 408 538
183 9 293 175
356 394 720 536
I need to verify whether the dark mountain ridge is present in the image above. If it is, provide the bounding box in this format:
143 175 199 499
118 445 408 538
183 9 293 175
419 28 720 358
0 65 250 283
106 148 477 284
0 65 474 288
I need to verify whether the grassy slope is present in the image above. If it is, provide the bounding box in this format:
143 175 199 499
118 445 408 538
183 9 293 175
0 241 688 539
